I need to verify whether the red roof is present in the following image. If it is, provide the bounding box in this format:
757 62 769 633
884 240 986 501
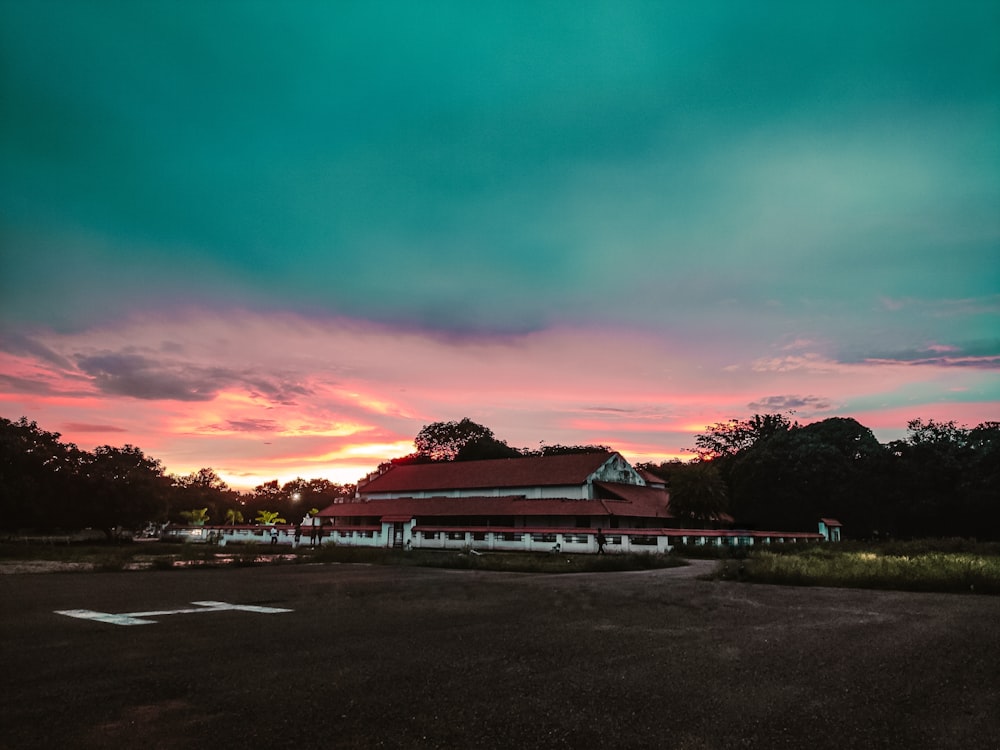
359 452 617 494
319 495 615 519
637 469 665 485
593 482 674 519
319 483 672 521
819 517 843 527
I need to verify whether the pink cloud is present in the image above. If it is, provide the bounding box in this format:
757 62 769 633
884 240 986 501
2 309 996 489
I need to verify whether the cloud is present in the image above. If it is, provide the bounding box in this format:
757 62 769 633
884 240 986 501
203 419 283 434
880 295 1000 317
76 351 227 401
747 395 836 414
72 346 320 404
0 332 74 369
0 372 61 396
855 340 1000 370
62 422 128 433
865 355 1000 369
751 353 841 374
582 406 635 414
3 309 998 489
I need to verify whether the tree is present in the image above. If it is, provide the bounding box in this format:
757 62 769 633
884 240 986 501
662 462 729 525
454 436 522 461
693 413 794 460
523 444 612 457
414 418 508 461
170 468 234 525
80 445 169 538
884 419 999 539
0 417 85 531
965 422 1000 535
727 418 885 534
224 508 244 525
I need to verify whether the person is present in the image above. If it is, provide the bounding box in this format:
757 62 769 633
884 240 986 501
270 526 278 546
293 525 302 548
595 528 607 555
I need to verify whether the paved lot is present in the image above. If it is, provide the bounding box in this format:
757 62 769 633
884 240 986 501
2 562 998 749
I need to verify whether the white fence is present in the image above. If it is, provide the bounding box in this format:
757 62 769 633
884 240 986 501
162 524 823 553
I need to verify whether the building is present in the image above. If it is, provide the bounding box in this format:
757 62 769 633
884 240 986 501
818 518 843 542
315 451 826 553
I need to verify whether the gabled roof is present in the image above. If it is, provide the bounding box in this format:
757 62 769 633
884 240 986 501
320 482 672 522
637 469 665 486
819 517 843 527
359 452 618 494
594 482 674 519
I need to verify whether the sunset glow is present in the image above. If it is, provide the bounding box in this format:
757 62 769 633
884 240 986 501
1 3 997 490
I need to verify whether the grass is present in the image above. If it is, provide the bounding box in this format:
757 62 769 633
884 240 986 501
307 544 687 573
0 540 688 575
714 542 1000 595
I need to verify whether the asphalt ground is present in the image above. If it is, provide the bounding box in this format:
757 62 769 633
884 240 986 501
2 561 998 750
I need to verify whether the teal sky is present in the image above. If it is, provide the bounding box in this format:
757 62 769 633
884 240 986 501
0 1 998 485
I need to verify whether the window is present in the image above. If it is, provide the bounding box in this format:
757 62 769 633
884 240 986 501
532 533 556 543
422 531 438 540
446 532 465 541
630 536 658 546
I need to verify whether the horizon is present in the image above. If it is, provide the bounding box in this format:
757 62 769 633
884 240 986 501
3 410 990 494
2 3 997 491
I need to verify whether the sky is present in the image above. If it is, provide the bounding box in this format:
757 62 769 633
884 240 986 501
2 1 998 490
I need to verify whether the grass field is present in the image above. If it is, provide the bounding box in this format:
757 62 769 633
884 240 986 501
6 537 999 593
0 540 688 574
716 540 1000 594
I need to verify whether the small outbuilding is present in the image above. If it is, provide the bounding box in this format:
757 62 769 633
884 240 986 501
818 518 843 542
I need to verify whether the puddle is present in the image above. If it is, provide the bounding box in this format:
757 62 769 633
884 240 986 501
126 553 301 570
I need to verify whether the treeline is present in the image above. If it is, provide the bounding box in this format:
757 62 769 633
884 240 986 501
0 417 354 538
3 413 998 541
388 417 611 464
387 416 1000 540
642 415 1000 541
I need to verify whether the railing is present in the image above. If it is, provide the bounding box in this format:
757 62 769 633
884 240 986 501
161 524 824 553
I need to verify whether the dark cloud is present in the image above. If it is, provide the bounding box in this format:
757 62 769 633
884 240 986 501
748 395 834 413
850 340 1000 370
63 422 128 433
76 352 228 401
214 419 282 433
0 373 60 395
244 377 313 406
0 332 74 369
74 349 316 404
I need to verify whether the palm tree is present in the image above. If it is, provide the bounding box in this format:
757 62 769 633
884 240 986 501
255 510 286 525
179 507 210 526
224 508 244 525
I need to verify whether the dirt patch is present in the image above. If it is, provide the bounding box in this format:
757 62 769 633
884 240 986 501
0 560 94 574
3 564 998 749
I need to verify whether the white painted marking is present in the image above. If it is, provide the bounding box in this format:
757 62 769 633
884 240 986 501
55 600 292 626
